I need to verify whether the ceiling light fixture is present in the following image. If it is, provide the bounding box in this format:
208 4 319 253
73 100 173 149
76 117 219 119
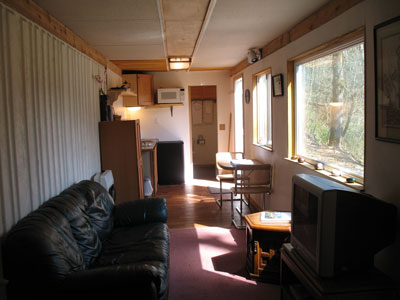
127 107 142 112
168 57 191 70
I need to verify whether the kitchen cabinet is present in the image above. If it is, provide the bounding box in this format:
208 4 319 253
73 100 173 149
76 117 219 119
190 85 216 100
122 74 154 106
99 120 144 203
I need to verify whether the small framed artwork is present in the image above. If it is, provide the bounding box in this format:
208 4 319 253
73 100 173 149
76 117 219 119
272 74 284 97
375 16 400 143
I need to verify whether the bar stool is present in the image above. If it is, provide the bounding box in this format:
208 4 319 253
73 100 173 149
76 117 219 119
231 163 272 229
215 152 243 208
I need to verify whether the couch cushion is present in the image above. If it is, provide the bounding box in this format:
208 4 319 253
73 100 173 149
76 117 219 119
64 180 114 241
2 206 84 285
94 223 169 298
96 223 169 265
42 193 102 267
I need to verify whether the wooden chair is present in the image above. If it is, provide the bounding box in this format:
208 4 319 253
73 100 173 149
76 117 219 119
231 163 272 229
215 152 243 208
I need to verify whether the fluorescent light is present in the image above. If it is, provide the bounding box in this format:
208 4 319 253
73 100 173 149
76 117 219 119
168 57 191 70
127 107 141 112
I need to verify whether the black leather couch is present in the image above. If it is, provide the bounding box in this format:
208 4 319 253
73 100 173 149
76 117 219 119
2 180 169 299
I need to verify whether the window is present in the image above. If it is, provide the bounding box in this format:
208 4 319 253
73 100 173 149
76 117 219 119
253 69 272 149
293 36 365 180
234 76 244 152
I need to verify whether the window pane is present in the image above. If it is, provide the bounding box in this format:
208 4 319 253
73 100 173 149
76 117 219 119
295 42 364 177
234 77 244 152
256 72 272 147
257 73 267 145
266 73 272 146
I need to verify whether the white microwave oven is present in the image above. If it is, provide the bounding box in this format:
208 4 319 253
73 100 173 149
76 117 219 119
157 88 185 104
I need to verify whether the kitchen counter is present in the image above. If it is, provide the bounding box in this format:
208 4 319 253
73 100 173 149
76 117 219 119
141 139 158 151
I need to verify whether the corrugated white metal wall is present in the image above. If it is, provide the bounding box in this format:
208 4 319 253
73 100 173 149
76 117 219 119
0 3 105 235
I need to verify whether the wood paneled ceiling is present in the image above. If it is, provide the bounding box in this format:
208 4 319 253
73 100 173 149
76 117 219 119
30 0 360 73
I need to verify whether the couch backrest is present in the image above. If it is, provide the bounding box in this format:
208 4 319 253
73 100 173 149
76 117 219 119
64 180 114 241
2 205 85 284
41 192 103 267
2 180 115 287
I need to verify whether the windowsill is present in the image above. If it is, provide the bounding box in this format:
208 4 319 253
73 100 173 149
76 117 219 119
253 143 273 152
284 157 364 191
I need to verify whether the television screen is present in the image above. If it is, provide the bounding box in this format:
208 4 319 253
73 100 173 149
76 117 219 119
292 184 318 257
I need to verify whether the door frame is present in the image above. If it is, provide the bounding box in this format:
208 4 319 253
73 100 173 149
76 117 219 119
188 85 218 165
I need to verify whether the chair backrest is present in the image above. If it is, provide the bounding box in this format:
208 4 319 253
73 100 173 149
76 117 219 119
233 163 272 193
216 152 243 175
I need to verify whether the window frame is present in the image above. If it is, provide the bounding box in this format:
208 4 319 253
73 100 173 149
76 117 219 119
252 67 273 151
288 27 366 184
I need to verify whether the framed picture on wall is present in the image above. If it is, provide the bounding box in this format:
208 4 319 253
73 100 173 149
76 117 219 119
272 74 284 97
375 15 400 143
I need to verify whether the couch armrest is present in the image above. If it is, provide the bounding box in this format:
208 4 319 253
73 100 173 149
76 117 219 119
114 198 168 227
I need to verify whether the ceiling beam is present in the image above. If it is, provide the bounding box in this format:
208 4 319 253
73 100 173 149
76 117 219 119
231 0 365 76
0 0 121 75
190 66 232 72
111 60 168 72
110 59 233 72
188 0 217 71
156 0 169 71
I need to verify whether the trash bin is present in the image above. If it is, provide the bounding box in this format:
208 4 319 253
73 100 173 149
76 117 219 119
143 176 153 197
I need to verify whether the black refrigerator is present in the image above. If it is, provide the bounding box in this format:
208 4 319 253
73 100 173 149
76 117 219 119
157 141 184 185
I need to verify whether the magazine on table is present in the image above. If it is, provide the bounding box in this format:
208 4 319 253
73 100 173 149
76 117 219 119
260 211 291 223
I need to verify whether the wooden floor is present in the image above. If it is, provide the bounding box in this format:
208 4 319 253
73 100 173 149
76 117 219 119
155 179 254 229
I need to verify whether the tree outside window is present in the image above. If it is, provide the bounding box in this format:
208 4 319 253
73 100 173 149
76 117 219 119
253 69 272 149
295 40 365 179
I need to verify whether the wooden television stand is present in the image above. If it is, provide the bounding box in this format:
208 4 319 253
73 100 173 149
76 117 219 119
280 243 398 300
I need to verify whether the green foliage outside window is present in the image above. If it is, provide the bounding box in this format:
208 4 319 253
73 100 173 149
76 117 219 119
296 42 365 177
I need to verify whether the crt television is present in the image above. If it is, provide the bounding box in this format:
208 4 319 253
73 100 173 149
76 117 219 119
291 174 397 278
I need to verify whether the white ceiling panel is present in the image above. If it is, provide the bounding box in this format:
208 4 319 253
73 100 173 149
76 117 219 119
33 0 331 69
191 0 331 68
66 20 163 46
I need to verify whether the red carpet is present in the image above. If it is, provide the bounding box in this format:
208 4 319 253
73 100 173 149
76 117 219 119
169 226 280 300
